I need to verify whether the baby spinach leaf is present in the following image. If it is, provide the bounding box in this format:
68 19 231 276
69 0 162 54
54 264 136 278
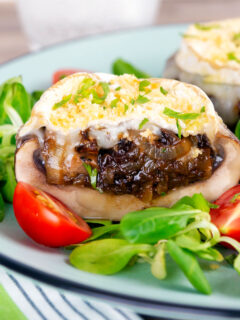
112 59 150 78
11 82 32 123
167 240 212 295
1 160 16 202
70 239 153 274
173 193 210 212
120 207 201 244
31 90 44 104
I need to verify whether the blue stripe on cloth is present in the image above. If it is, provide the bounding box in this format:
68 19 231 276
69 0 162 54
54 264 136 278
60 294 89 320
84 300 111 320
36 285 68 320
115 308 133 320
8 274 47 320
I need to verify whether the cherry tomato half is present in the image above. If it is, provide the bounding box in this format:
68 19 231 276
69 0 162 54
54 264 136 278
53 69 90 84
210 185 240 242
13 182 92 247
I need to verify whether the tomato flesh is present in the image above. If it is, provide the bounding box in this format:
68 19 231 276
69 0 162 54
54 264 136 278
13 182 92 247
210 185 240 242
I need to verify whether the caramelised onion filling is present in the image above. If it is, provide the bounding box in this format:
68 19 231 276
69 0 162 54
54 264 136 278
31 128 223 202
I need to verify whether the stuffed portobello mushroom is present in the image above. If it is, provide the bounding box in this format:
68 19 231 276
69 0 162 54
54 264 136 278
163 18 240 126
15 72 240 220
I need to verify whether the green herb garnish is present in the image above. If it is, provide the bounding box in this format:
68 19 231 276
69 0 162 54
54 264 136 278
194 23 220 31
139 80 150 92
115 86 121 91
231 193 240 203
136 95 150 104
92 82 110 104
160 86 168 95
227 52 240 63
124 104 129 114
53 94 72 110
78 78 95 97
130 99 135 105
176 119 181 139
201 106 206 113
163 107 201 120
139 118 149 129
83 163 98 189
110 98 119 108
233 33 240 42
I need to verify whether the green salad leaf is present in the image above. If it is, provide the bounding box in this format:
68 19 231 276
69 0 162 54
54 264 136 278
112 59 150 78
0 76 43 217
120 206 201 244
167 240 212 295
70 239 153 274
69 192 240 295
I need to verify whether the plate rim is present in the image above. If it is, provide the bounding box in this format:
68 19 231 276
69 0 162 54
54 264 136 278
0 23 187 67
1 253 240 318
1 23 240 318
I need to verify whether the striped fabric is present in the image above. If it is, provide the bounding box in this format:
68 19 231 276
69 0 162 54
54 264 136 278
0 268 143 320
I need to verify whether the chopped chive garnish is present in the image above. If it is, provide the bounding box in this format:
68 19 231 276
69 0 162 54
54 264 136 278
92 82 110 104
124 104 129 113
233 33 240 42
103 106 106 110
136 95 150 104
78 78 95 93
111 98 119 108
194 23 220 31
163 107 201 120
59 74 67 80
160 192 166 196
139 118 149 129
139 80 150 92
83 163 98 189
200 106 206 113
227 52 240 63
176 119 181 139
130 98 135 105
115 86 121 91
230 193 240 203
53 94 72 110
74 95 80 104
160 86 168 95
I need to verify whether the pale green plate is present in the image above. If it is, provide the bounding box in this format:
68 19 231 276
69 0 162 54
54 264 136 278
0 25 240 320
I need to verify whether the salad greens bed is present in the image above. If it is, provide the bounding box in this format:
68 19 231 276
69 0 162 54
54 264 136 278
1 59 240 295
0 76 43 221
69 193 240 295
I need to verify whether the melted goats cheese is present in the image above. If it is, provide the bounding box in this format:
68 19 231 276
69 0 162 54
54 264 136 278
19 73 221 148
176 18 240 85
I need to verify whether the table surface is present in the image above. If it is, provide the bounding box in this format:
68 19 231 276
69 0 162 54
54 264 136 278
1 0 240 64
